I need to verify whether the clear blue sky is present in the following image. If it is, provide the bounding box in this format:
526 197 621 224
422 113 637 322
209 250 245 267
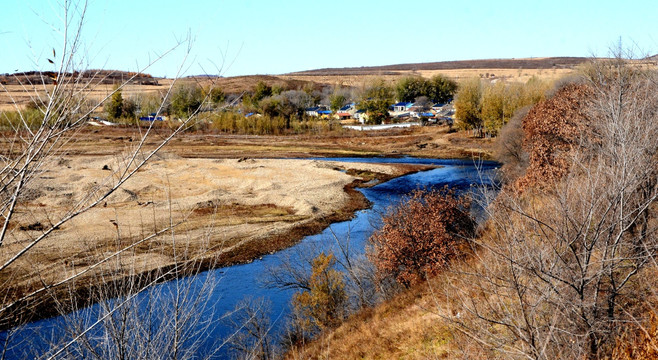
1 0 656 77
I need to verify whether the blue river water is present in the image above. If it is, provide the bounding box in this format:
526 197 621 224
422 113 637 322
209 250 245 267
0 157 498 359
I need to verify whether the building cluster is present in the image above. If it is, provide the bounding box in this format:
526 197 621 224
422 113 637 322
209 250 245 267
304 102 455 124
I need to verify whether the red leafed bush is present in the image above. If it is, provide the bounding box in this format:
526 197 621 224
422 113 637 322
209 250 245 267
368 188 475 287
514 83 592 190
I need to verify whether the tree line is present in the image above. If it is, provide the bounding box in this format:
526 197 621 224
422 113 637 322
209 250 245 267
454 76 549 137
97 74 458 131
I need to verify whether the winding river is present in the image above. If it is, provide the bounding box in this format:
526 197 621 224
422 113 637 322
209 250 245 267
1 157 498 359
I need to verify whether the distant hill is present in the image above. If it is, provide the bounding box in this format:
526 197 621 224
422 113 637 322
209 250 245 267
186 74 321 94
0 70 158 86
286 57 591 76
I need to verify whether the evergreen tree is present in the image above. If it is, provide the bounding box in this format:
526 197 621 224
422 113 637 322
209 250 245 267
105 89 124 120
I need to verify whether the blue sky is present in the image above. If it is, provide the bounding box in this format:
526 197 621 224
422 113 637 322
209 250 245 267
0 0 656 77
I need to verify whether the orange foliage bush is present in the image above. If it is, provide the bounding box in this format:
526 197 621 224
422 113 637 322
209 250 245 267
514 83 592 190
368 188 475 287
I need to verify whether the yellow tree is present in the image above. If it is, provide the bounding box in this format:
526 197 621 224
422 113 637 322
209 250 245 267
454 77 483 135
292 253 347 333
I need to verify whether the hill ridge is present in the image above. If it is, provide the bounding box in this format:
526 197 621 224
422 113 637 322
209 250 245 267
286 57 591 76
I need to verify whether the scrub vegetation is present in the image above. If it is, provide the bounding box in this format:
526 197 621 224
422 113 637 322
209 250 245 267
1 1 656 359
287 50 658 360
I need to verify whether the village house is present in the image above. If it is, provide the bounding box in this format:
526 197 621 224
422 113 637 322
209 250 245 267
354 109 368 123
431 103 446 112
335 103 356 120
392 101 413 113
305 106 329 117
318 110 332 119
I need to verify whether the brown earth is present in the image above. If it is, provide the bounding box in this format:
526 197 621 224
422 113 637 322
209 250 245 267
53 125 494 160
2 124 477 328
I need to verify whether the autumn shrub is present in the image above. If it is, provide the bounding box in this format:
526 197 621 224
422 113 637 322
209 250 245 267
0 108 44 130
289 253 347 344
368 188 475 288
440 56 658 360
612 311 658 360
514 82 592 191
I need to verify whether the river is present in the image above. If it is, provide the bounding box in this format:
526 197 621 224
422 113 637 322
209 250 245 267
1 157 498 359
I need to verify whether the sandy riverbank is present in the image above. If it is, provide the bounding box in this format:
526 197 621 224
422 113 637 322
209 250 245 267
1 154 431 326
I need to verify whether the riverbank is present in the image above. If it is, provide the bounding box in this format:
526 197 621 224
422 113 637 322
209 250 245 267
0 155 435 329
11 124 494 160
1 124 492 329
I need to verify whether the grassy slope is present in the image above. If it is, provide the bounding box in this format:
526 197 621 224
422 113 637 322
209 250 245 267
287 280 456 359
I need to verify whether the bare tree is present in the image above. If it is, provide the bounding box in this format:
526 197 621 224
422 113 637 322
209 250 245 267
437 51 658 359
225 297 276 360
0 1 238 358
43 237 225 360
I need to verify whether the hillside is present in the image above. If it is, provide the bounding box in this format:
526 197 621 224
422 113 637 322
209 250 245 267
0 57 585 110
0 70 158 86
286 57 590 76
287 61 658 359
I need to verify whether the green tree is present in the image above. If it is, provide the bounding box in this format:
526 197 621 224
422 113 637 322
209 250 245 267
396 76 429 103
271 84 284 95
395 75 456 104
105 89 124 120
427 74 457 103
105 88 136 121
329 93 347 112
259 96 282 118
252 81 272 103
205 86 225 106
358 79 394 124
121 98 136 119
170 83 203 117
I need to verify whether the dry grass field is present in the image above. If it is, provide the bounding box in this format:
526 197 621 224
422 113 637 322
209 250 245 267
0 57 594 111
3 57 656 112
280 67 575 87
1 142 438 326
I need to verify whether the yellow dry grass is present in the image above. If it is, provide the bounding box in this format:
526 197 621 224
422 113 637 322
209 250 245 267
1 155 417 321
280 67 575 87
288 284 456 360
0 79 179 112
